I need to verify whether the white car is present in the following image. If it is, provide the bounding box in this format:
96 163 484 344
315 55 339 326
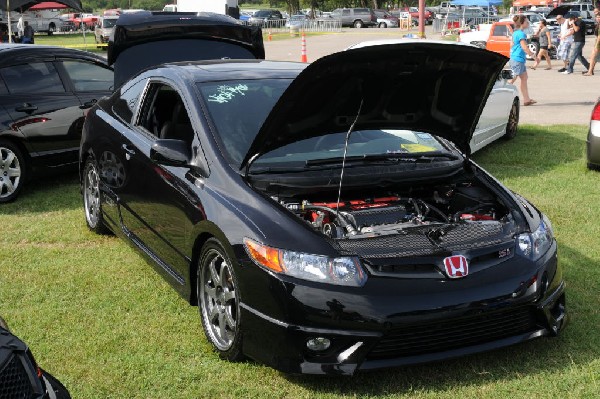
347 39 520 153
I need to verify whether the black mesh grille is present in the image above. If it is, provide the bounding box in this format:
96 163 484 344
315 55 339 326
0 354 34 399
367 306 538 359
334 222 506 258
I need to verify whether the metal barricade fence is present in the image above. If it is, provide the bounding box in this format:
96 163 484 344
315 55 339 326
433 16 498 33
244 19 342 33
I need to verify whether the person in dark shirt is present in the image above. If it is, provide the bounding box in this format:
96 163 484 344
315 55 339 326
22 21 34 44
583 8 600 75
563 15 589 74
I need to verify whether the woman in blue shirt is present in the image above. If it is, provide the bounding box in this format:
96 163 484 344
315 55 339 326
509 15 537 106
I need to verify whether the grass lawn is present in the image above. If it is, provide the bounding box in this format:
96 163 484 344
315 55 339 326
34 33 106 53
1 124 599 398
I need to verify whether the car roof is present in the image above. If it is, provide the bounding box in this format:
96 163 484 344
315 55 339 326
0 44 107 68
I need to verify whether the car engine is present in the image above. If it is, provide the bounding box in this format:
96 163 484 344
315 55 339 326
276 181 509 240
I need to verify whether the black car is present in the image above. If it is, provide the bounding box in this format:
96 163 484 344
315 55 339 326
0 317 71 398
81 41 566 375
0 45 113 203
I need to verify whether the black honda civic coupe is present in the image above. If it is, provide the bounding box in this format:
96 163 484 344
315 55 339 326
80 42 566 375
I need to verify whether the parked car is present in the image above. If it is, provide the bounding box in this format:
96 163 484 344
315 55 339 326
0 317 71 398
587 98 600 170
373 9 399 28
81 40 565 375
429 1 458 18
392 7 434 24
348 39 520 153
95 16 118 43
485 20 557 60
285 14 308 29
59 17 76 32
0 45 113 203
248 9 283 26
330 7 377 28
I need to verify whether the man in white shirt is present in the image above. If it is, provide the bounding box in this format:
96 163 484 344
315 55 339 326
556 15 574 72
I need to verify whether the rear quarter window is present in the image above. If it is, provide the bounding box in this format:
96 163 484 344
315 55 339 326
113 79 146 124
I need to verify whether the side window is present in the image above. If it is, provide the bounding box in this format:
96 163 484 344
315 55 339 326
113 79 146 124
342 9 350 16
62 60 113 92
137 83 194 145
331 9 340 17
492 25 508 37
0 62 65 94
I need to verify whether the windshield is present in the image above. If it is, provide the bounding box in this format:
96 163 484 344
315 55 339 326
256 130 447 166
198 79 291 165
198 79 450 169
103 18 117 28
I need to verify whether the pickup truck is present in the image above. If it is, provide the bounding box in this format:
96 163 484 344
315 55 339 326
391 7 434 25
429 1 458 18
460 20 557 59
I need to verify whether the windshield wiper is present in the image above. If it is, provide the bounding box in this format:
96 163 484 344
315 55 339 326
305 152 460 167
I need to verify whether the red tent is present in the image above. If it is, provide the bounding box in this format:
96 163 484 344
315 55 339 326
28 1 69 9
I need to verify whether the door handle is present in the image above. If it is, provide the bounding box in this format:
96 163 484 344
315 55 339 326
80 99 97 109
121 144 136 156
15 103 38 113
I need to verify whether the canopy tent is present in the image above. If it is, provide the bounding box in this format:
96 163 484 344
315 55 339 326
28 1 69 10
1 0 82 43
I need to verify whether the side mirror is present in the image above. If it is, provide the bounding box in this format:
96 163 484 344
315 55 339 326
150 139 191 167
500 69 514 80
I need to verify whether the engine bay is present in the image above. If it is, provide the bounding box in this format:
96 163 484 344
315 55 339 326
275 179 513 241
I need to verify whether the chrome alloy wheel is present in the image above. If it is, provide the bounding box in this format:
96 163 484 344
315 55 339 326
83 162 101 228
0 146 21 199
200 249 238 351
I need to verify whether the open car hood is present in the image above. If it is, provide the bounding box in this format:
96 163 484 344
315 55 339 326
240 42 507 169
546 5 572 17
108 11 265 88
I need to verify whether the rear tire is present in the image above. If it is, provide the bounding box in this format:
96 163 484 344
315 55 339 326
588 162 600 171
0 139 26 203
379 22 387 28
354 20 364 28
504 98 519 140
197 239 244 361
47 23 55 35
83 159 110 234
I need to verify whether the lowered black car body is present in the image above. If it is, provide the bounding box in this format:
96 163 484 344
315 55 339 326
80 42 566 375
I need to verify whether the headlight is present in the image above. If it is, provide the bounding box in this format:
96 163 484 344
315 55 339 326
517 214 554 261
244 238 367 287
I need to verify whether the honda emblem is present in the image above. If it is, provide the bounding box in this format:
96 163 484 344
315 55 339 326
443 255 469 279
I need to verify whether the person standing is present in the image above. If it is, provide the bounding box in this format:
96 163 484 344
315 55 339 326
509 15 536 106
22 21 34 44
583 9 600 76
532 20 553 70
16 15 24 38
556 15 573 72
562 14 589 74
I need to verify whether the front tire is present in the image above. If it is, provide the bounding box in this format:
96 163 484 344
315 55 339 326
0 139 26 203
504 98 519 139
83 159 109 234
197 239 244 361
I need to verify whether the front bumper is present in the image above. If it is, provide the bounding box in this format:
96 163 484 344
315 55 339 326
237 242 566 375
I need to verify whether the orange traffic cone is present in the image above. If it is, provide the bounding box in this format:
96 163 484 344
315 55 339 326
268 30 272 41
300 32 308 63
